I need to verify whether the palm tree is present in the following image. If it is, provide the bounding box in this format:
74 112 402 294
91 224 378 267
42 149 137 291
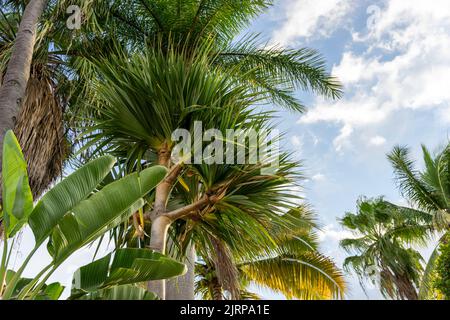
0 0 340 299
196 206 346 300
340 197 432 300
0 0 48 202
388 145 450 230
0 130 172 299
387 144 450 298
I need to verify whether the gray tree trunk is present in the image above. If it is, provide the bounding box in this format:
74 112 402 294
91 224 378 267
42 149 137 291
166 244 196 300
0 0 48 237
147 215 172 299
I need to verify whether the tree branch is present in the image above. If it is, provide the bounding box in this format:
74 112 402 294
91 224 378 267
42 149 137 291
164 195 211 221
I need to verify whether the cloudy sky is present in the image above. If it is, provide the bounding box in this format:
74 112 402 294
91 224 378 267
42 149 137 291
246 0 450 299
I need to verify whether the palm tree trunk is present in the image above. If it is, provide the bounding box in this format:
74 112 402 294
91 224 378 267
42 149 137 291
0 0 47 237
147 215 172 299
211 277 223 300
166 244 196 300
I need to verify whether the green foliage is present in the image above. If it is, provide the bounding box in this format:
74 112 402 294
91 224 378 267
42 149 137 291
3 270 65 300
1 130 33 238
29 156 117 245
388 145 450 228
0 131 171 300
196 207 346 300
70 248 186 299
434 235 450 299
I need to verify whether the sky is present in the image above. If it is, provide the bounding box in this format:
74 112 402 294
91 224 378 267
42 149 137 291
4 0 450 301
245 0 450 299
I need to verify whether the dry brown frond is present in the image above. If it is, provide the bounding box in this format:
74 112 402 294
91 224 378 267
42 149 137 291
14 69 67 198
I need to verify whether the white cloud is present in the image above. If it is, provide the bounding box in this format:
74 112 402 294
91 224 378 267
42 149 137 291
291 135 302 147
369 135 386 146
317 224 354 242
271 0 354 45
298 1 450 152
312 173 326 182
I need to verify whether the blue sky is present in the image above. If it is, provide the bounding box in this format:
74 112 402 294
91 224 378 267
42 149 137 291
244 0 450 299
6 0 450 300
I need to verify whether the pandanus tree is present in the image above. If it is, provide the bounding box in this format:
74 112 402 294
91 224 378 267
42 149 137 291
340 197 432 300
196 206 346 300
1 0 343 299
80 41 345 299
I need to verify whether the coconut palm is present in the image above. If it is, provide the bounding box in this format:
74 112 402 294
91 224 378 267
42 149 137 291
340 197 432 300
195 206 346 300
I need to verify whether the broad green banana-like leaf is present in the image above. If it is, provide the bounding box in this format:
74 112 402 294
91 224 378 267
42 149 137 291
73 284 158 300
48 166 167 263
71 248 186 297
4 270 64 300
1 130 33 237
28 155 117 244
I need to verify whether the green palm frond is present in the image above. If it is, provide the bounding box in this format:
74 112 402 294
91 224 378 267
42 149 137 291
340 197 429 300
215 35 342 111
388 146 445 214
240 252 345 300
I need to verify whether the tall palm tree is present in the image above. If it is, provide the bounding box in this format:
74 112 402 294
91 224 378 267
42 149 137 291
0 0 48 202
196 206 346 300
340 197 432 300
0 1 72 199
388 145 450 230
